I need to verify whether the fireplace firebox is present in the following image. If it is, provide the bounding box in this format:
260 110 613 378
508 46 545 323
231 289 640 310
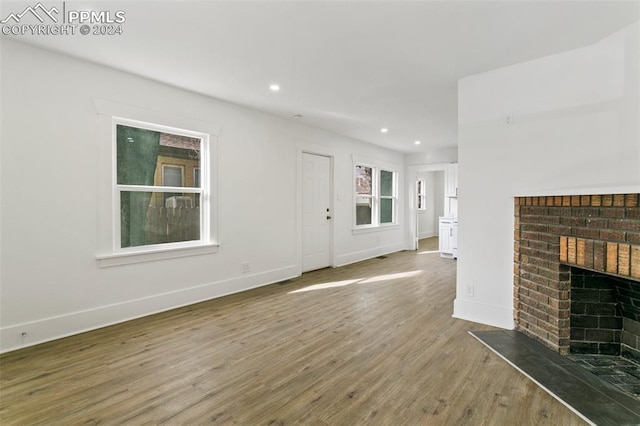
570 267 640 361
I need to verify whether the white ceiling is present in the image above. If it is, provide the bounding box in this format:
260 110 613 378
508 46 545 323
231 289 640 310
3 0 639 153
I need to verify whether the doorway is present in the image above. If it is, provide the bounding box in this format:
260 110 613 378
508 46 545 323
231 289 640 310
407 164 448 250
302 153 333 272
416 170 445 243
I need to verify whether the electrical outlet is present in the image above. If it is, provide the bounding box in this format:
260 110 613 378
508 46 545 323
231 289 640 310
504 114 514 126
465 284 474 297
241 262 250 274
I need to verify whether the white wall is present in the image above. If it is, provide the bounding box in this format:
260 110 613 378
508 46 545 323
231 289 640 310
406 148 457 166
454 22 640 329
434 172 445 224
0 40 405 352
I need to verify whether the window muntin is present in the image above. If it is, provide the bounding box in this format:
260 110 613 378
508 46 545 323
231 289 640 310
115 121 208 250
354 164 397 228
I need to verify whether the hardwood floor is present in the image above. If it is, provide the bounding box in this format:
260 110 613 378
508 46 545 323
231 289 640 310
0 238 586 425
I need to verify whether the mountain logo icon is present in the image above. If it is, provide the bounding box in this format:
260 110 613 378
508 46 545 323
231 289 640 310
1 2 60 24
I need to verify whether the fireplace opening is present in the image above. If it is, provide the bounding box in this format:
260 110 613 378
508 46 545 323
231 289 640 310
567 267 640 398
568 267 640 358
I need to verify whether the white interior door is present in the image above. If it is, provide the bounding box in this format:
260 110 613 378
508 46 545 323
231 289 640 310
302 153 332 272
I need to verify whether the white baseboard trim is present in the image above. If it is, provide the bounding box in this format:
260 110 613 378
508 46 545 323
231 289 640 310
335 243 405 268
452 298 514 330
0 265 298 354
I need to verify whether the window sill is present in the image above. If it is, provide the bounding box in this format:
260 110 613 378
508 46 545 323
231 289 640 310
96 243 219 268
352 224 400 235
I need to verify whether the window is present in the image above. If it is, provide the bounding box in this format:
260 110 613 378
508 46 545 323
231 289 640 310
417 179 426 211
355 165 373 226
162 164 184 206
354 164 397 228
379 170 395 223
115 120 208 250
162 165 184 187
93 99 219 267
193 168 201 188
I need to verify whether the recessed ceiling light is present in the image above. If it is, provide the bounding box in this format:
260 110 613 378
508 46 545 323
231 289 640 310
381 128 388 133
414 140 421 145
269 84 280 92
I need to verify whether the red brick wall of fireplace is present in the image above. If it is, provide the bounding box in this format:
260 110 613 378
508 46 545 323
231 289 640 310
514 194 640 355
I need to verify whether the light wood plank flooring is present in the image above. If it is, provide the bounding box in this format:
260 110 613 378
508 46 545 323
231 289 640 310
0 238 586 425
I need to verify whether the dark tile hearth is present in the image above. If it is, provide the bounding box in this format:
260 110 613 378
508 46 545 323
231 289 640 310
569 354 640 399
471 330 640 426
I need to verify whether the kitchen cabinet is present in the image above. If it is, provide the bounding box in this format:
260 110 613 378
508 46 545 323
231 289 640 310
439 217 458 259
445 163 458 198
439 219 452 255
441 164 459 257
451 220 458 258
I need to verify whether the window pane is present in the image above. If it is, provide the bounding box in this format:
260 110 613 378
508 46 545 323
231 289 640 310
121 191 200 248
117 125 201 188
117 125 161 185
380 198 393 223
355 165 372 195
356 197 372 225
163 165 183 187
380 170 393 196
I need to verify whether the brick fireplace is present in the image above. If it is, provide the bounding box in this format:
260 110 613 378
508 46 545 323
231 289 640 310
513 194 640 356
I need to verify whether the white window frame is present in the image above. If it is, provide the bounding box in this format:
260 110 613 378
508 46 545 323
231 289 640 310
353 163 398 230
112 117 210 254
93 99 220 267
355 164 375 227
379 169 397 224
